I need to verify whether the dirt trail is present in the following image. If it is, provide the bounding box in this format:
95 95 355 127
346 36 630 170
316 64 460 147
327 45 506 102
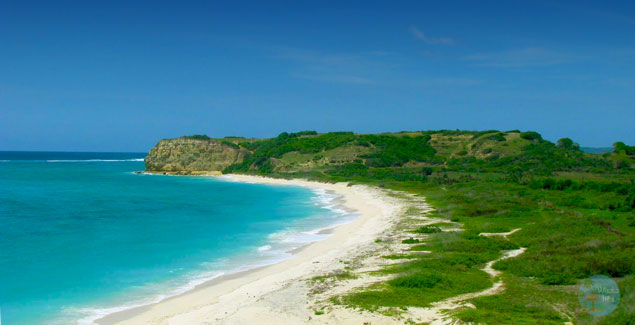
480 228 522 237
405 235 525 324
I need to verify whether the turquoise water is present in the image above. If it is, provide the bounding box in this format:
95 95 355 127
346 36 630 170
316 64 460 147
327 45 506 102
0 152 352 324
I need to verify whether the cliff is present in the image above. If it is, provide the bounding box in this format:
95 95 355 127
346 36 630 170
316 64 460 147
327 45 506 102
144 137 247 174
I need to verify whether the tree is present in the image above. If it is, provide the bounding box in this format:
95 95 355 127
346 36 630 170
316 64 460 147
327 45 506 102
557 138 580 151
182 134 210 140
520 131 542 141
614 141 635 156
614 142 626 153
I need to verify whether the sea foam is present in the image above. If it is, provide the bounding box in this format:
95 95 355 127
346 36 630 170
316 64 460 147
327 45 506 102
69 177 358 325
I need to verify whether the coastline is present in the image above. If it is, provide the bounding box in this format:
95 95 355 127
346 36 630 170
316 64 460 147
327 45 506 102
96 174 404 324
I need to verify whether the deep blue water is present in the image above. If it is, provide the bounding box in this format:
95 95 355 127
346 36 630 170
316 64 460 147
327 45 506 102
0 152 350 324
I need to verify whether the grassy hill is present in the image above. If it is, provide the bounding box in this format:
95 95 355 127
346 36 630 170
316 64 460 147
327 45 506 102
145 130 634 324
218 130 631 180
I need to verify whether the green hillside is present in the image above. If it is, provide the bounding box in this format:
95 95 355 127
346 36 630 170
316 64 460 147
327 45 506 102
220 130 632 180
145 130 635 324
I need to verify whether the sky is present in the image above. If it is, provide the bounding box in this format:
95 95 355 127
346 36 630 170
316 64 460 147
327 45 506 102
1 0 634 152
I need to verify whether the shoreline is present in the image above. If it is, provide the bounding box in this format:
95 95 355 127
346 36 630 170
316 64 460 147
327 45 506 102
96 174 402 324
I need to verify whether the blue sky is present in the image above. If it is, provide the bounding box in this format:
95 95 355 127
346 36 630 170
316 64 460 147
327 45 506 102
1 0 634 151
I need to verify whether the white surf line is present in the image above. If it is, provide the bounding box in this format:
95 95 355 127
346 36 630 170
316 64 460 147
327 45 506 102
479 228 521 237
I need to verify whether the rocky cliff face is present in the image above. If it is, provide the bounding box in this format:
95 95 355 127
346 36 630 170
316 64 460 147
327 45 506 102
144 138 247 173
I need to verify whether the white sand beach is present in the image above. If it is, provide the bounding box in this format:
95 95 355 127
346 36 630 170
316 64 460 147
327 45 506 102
96 174 407 324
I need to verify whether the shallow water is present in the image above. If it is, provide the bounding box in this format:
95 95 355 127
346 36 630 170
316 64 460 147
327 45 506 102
0 152 352 324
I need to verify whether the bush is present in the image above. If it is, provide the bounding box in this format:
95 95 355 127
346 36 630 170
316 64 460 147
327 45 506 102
182 134 210 140
614 141 635 156
291 130 318 137
359 135 436 167
221 140 239 149
328 163 369 177
486 133 506 142
389 273 449 289
556 138 580 151
415 226 442 234
520 131 542 141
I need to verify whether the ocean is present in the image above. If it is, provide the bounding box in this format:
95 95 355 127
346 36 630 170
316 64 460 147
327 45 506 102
0 151 354 324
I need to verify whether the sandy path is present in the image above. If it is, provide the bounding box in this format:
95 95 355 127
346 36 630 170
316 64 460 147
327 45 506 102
406 244 526 324
480 228 522 237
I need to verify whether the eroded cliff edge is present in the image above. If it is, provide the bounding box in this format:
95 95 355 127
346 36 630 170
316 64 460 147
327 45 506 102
144 137 247 174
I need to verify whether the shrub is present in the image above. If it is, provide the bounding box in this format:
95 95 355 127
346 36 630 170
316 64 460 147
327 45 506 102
327 163 369 177
359 135 436 167
182 134 210 140
486 133 506 142
614 141 635 156
292 130 318 137
557 138 580 151
221 140 239 149
415 226 441 234
520 131 542 141
402 237 420 244
389 273 449 289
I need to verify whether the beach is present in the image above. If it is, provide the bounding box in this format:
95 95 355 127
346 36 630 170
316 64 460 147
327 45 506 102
96 174 406 324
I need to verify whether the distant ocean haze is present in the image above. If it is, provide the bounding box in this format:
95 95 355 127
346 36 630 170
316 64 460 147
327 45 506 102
0 152 353 324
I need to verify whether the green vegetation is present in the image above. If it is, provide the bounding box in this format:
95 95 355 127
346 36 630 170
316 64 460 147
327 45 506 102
451 275 569 324
520 131 542 141
356 134 435 167
337 175 632 323
215 130 632 179
224 131 358 173
334 250 494 309
311 270 357 282
401 237 420 244
414 225 441 234
220 140 240 149
557 137 580 151
614 141 635 156
181 134 211 140
165 129 635 323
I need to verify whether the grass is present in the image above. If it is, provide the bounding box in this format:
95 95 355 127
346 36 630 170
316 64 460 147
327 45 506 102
452 274 635 325
450 274 568 324
392 179 632 323
336 260 492 309
325 177 634 323
311 270 357 282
